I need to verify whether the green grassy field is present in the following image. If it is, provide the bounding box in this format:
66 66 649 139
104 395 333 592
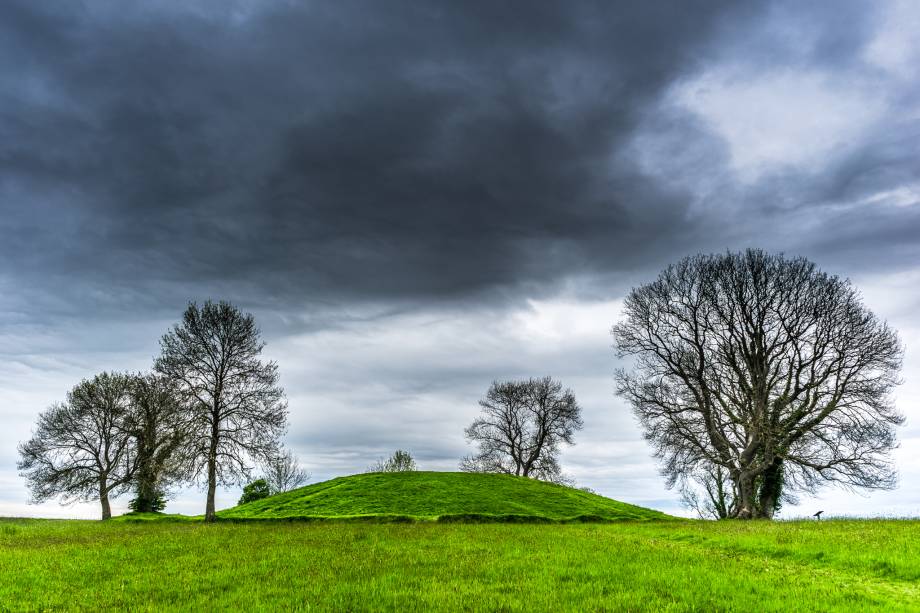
1 518 919 611
2 474 918 610
217 471 669 522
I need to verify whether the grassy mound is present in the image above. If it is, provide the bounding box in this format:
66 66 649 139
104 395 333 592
217 471 669 522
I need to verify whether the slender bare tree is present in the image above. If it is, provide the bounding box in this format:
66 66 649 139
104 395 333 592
460 377 582 483
18 372 136 519
155 300 287 522
613 250 904 519
125 373 191 513
262 448 310 493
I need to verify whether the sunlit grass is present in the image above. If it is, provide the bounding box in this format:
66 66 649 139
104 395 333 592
1 517 918 611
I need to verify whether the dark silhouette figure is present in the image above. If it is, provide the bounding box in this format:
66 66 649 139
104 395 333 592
813 511 824 520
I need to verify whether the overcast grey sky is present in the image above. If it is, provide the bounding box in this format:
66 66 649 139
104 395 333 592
2 0 918 518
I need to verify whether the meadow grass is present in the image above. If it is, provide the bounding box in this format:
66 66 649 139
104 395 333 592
1 517 918 611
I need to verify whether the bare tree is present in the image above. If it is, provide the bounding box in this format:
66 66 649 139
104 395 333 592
677 464 734 520
368 449 417 473
125 373 191 513
613 250 904 519
17 372 136 519
262 448 310 493
155 300 287 522
460 377 583 482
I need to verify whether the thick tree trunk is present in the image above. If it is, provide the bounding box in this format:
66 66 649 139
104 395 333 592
205 469 216 522
205 455 217 522
735 474 756 519
757 459 783 519
136 474 154 513
99 483 112 520
134 459 154 513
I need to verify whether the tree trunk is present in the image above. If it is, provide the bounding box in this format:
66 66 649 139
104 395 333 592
708 469 730 519
135 430 153 513
205 423 218 522
757 459 783 519
735 474 756 519
205 468 216 522
134 462 153 513
99 482 112 520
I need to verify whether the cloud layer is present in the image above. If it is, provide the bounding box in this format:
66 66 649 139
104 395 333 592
1 0 918 518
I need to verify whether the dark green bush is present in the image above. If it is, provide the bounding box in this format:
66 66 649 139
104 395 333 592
128 492 167 513
238 479 272 505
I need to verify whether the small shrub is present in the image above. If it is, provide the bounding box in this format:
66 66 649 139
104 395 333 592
238 479 272 505
128 492 168 513
368 449 417 473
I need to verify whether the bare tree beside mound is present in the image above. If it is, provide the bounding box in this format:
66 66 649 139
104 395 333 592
155 300 287 522
262 448 310 493
460 377 582 484
613 250 903 519
18 372 137 519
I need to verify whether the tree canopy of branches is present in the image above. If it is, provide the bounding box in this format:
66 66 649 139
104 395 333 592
460 377 583 483
369 449 417 473
18 372 137 519
262 448 310 494
613 250 904 519
155 300 288 522
125 373 190 513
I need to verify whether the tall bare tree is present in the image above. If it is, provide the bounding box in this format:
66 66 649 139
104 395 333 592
460 377 582 483
18 372 136 519
613 250 904 519
155 300 287 522
126 373 190 513
262 448 310 494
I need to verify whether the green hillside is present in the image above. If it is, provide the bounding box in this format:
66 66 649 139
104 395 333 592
217 471 669 522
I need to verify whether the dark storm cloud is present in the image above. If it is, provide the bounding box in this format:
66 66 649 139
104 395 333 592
623 0 920 278
0 0 762 319
3 1 920 519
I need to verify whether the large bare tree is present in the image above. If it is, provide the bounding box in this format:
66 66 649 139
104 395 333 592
155 300 287 522
126 373 191 513
18 372 137 519
613 250 903 519
460 377 582 483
